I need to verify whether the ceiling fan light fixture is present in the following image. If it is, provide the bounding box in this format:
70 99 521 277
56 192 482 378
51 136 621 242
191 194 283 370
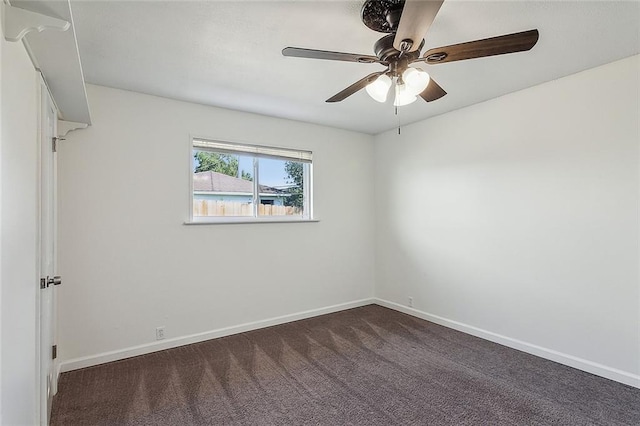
365 74 392 102
393 80 417 107
403 67 430 96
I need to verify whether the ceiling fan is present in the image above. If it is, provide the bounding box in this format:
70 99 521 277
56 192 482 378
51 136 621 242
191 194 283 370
282 0 539 106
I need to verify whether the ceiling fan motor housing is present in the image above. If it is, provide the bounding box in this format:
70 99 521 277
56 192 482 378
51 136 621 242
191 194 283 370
374 34 423 65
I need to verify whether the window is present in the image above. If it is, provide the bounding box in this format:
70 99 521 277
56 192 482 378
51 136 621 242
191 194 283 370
191 138 312 222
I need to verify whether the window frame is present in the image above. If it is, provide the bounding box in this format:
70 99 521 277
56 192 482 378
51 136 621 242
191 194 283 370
188 137 314 224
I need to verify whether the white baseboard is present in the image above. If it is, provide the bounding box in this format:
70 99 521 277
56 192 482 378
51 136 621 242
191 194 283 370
59 298 375 373
375 298 640 389
51 359 62 398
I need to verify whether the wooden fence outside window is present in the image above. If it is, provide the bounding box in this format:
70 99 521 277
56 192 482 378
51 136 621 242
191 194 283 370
193 200 302 217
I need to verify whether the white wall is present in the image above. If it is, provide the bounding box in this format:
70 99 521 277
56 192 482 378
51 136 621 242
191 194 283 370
57 85 375 364
1 37 39 425
375 55 640 386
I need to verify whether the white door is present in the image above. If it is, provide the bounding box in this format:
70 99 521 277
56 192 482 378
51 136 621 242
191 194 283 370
39 78 58 425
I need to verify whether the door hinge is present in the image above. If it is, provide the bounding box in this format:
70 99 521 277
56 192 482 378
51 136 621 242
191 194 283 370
52 345 57 360
40 276 62 289
52 137 64 153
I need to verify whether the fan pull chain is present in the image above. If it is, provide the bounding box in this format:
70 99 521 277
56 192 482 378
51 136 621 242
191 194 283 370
395 105 401 135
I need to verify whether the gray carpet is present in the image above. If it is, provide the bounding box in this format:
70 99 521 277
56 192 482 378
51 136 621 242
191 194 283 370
51 305 640 425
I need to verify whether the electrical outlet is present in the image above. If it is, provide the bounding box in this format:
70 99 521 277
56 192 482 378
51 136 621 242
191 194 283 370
156 326 165 340
408 297 414 308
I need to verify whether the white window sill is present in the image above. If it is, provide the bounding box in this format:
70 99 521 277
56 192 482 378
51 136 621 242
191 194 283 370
184 218 319 225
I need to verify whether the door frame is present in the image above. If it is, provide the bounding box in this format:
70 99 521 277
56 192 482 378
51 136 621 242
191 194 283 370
36 72 58 426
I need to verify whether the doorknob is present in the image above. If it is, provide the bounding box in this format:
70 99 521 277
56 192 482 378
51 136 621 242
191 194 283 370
47 276 62 287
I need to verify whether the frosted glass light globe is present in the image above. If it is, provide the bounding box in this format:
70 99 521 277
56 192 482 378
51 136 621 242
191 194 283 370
365 74 392 103
393 82 417 106
402 67 430 96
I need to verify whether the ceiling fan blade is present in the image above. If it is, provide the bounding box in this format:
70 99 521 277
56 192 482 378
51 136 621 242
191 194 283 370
419 77 447 102
423 29 539 64
282 47 379 64
394 0 444 52
326 72 385 103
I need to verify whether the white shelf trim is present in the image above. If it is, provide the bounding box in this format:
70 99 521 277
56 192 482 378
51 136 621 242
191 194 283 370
1 3 70 43
58 120 88 137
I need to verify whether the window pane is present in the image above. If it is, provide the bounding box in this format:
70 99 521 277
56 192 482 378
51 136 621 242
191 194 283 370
258 158 304 217
192 150 255 217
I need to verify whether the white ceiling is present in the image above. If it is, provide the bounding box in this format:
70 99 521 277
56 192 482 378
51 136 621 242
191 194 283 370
70 0 640 134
